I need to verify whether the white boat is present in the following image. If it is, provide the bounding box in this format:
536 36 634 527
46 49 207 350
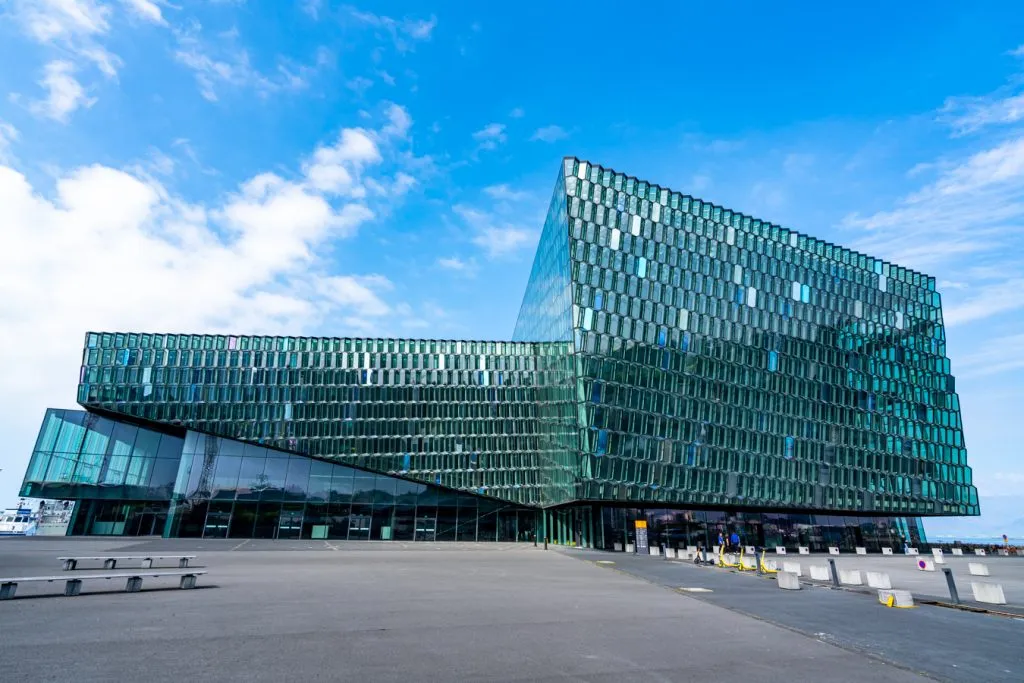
0 505 38 535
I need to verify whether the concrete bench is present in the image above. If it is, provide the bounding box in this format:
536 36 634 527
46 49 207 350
1 570 207 599
59 555 196 571
968 562 989 576
971 582 1006 605
878 589 914 608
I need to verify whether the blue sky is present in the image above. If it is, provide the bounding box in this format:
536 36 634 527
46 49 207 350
1 1 1022 535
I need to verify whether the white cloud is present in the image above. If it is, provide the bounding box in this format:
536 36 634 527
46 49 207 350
530 125 567 143
29 60 97 122
509 107 524 118
303 128 382 196
14 0 111 42
437 256 477 276
381 103 412 139
377 70 395 85
843 136 1024 281
483 184 528 201
121 0 167 25
472 123 506 150
0 110 435 501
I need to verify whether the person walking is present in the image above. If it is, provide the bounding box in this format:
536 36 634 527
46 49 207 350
730 531 740 553
717 532 725 550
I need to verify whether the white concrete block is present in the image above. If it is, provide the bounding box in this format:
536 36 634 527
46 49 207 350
878 589 914 608
915 559 935 571
855 547 867 555
626 543 634 553
775 546 787 555
686 545 697 553
613 543 622 551
974 549 986 556
809 565 830 581
740 556 757 570
664 548 676 559
932 549 945 564
777 571 801 590
865 571 892 589
782 561 802 577
906 548 919 556
881 547 893 555
798 546 810 555
839 570 862 586
764 559 779 571
724 554 737 565
998 549 1009 557
711 545 721 555
971 582 1007 605
744 545 756 555
649 547 660 556
828 546 840 555
968 562 989 576
951 548 963 556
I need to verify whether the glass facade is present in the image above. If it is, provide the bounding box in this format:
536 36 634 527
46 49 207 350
20 157 978 542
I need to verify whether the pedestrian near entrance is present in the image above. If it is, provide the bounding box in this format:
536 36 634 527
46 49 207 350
730 531 740 553
717 532 725 550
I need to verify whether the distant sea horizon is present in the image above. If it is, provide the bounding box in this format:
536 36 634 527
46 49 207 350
928 535 1023 544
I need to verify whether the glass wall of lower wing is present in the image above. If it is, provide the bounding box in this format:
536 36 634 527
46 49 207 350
591 506 925 552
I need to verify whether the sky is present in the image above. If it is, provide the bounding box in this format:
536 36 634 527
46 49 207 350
1 1 1022 536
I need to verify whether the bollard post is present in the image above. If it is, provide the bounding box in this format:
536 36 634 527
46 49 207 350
544 536 548 550
533 534 537 548
827 558 840 587
756 546 763 575
942 567 960 604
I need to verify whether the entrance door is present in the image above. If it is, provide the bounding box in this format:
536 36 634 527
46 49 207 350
415 513 436 541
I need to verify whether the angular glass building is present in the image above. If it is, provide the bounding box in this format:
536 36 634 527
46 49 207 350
19 157 978 550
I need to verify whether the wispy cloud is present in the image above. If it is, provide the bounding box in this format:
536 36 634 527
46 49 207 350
483 183 528 201
0 120 18 164
472 122 506 151
348 7 437 52
530 125 568 143
28 60 97 122
509 107 524 118
957 332 1024 377
173 21 319 101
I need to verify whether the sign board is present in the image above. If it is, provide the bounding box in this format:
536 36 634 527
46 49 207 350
634 520 649 554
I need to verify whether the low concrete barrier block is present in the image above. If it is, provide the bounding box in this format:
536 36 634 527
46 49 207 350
664 548 676 559
906 548 919 556
881 547 893 555
915 559 935 572
998 549 1009 557
775 546 787 555
974 549 986 556
809 565 830 581
971 582 1007 605
798 547 810 555
839 569 862 586
951 548 963 556
613 542 622 551
649 547 660 556
968 562 989 576
782 561 802 576
764 559 779 571
932 549 945 564
878 589 914 608
777 571 801 590
855 547 867 555
744 545 756 555
740 556 757 570
865 571 892 589
626 543 635 553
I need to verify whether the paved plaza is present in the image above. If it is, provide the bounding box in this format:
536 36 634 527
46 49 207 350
0 538 1021 682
